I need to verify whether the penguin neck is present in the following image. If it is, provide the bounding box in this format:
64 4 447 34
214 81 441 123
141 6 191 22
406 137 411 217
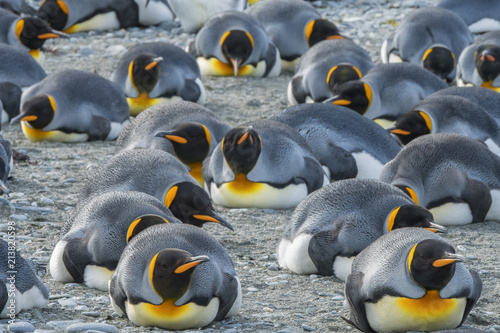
480 80 500 92
226 173 263 194
188 162 204 187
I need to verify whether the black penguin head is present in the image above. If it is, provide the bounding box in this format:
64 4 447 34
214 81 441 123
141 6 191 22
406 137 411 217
36 0 68 31
475 44 500 83
164 182 234 230
15 16 67 50
387 205 446 233
154 123 211 165
326 64 362 95
391 111 432 145
126 214 170 243
220 30 254 76
305 18 343 47
422 46 455 81
408 239 462 290
129 54 163 93
221 126 262 176
329 80 372 115
150 248 209 300
10 94 55 129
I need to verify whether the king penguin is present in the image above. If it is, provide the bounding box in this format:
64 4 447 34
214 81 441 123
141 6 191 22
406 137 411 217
381 7 473 82
50 191 182 291
379 133 500 226
245 0 343 72
1 239 49 318
110 42 206 116
115 101 231 186
11 69 130 142
288 39 374 104
203 119 327 209
187 11 281 77
0 82 22 126
0 134 12 195
79 148 233 229
277 179 445 280
109 223 242 330
327 62 448 128
0 44 46 89
437 0 500 34
345 228 482 332
271 103 400 180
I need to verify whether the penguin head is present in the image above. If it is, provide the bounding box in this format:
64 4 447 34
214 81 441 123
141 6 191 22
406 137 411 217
305 18 343 47
221 126 262 175
329 80 372 115
126 214 170 243
326 64 362 95
408 239 462 290
394 185 419 205
390 111 432 145
36 0 68 31
164 182 234 231
220 30 254 76
10 94 55 129
386 205 446 233
474 44 500 83
15 16 67 50
129 54 163 93
154 123 211 165
149 248 209 300
422 46 455 81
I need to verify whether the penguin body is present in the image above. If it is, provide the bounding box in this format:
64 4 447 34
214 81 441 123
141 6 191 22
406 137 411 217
288 39 374 104
0 134 12 195
203 119 327 209
36 0 174 33
188 11 280 77
167 0 246 33
0 82 22 126
277 179 443 280
50 191 181 291
392 95 500 155
0 0 35 15
109 223 241 330
271 103 400 180
345 228 482 332
381 7 473 82
327 63 448 127
0 239 49 318
110 42 206 116
115 101 231 185
0 44 46 88
12 69 130 142
245 0 342 72
80 148 232 229
379 133 500 225
437 0 500 33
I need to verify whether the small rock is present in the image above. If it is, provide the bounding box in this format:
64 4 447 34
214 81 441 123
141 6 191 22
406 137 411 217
81 312 99 317
66 323 119 333
61 178 78 184
106 45 126 56
39 197 54 205
302 324 316 331
9 214 28 221
58 298 78 308
46 321 80 330
331 295 345 301
247 287 258 292
8 321 36 332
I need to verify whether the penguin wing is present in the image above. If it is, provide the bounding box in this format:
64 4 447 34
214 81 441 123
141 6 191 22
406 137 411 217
174 262 222 307
307 229 344 276
262 42 280 77
213 272 239 321
109 273 128 314
344 271 375 332
289 75 308 104
61 237 93 283
0 281 7 312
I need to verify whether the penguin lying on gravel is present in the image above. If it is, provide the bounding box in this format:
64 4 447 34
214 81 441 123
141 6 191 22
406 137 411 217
345 228 482 332
437 0 500 33
277 179 445 280
0 44 46 88
109 223 241 330
0 134 12 195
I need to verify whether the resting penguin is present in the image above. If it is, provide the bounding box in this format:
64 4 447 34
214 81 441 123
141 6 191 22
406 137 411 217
0 0 35 15
0 82 22 127
0 8 67 62
379 133 500 225
390 95 500 156
109 223 241 330
187 11 281 77
326 63 448 128
277 179 445 280
50 191 182 291
0 135 12 195
203 119 327 209
0 44 46 88
80 148 233 230
36 0 174 33
110 42 206 116
271 103 400 180
288 39 374 104
245 0 343 72
0 239 49 318
381 7 473 82
11 69 130 142
115 101 231 186
345 228 482 332
437 0 500 34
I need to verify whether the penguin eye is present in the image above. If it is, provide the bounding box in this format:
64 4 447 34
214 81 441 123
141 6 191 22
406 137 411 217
161 264 170 270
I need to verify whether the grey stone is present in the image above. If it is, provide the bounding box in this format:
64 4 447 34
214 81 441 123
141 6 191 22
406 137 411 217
65 323 119 333
8 322 35 332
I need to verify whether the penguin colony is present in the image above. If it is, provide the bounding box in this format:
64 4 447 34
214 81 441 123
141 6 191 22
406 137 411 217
1 0 499 331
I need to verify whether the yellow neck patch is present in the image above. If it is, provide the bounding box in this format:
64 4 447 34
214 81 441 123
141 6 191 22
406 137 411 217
227 174 264 194
143 299 191 318
419 111 432 132
189 162 204 187
363 82 373 109
57 0 69 14
305 20 315 46
164 186 178 208
408 243 418 273
387 207 400 232
203 125 211 148
128 61 138 92
326 65 362 85
15 19 24 40
396 290 459 318
406 187 418 205
126 94 163 116
480 81 500 92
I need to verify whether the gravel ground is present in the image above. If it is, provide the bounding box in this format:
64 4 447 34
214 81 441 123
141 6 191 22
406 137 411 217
1 0 500 332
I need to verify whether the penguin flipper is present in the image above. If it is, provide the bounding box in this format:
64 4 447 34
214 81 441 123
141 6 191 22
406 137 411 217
109 274 128 315
213 272 239 321
263 43 280 77
62 238 93 283
0 281 7 312
308 230 342 276
186 40 197 57
302 157 327 192
461 270 483 326
461 179 492 223
89 116 111 141
290 76 308 104
344 271 375 333
318 145 358 181
175 265 221 307
178 79 202 103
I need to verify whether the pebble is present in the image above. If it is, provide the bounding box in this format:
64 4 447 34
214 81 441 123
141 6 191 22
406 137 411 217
81 312 100 317
58 298 78 308
8 322 36 333
9 214 28 221
65 323 119 333
46 321 80 331
302 324 316 331
106 45 126 56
